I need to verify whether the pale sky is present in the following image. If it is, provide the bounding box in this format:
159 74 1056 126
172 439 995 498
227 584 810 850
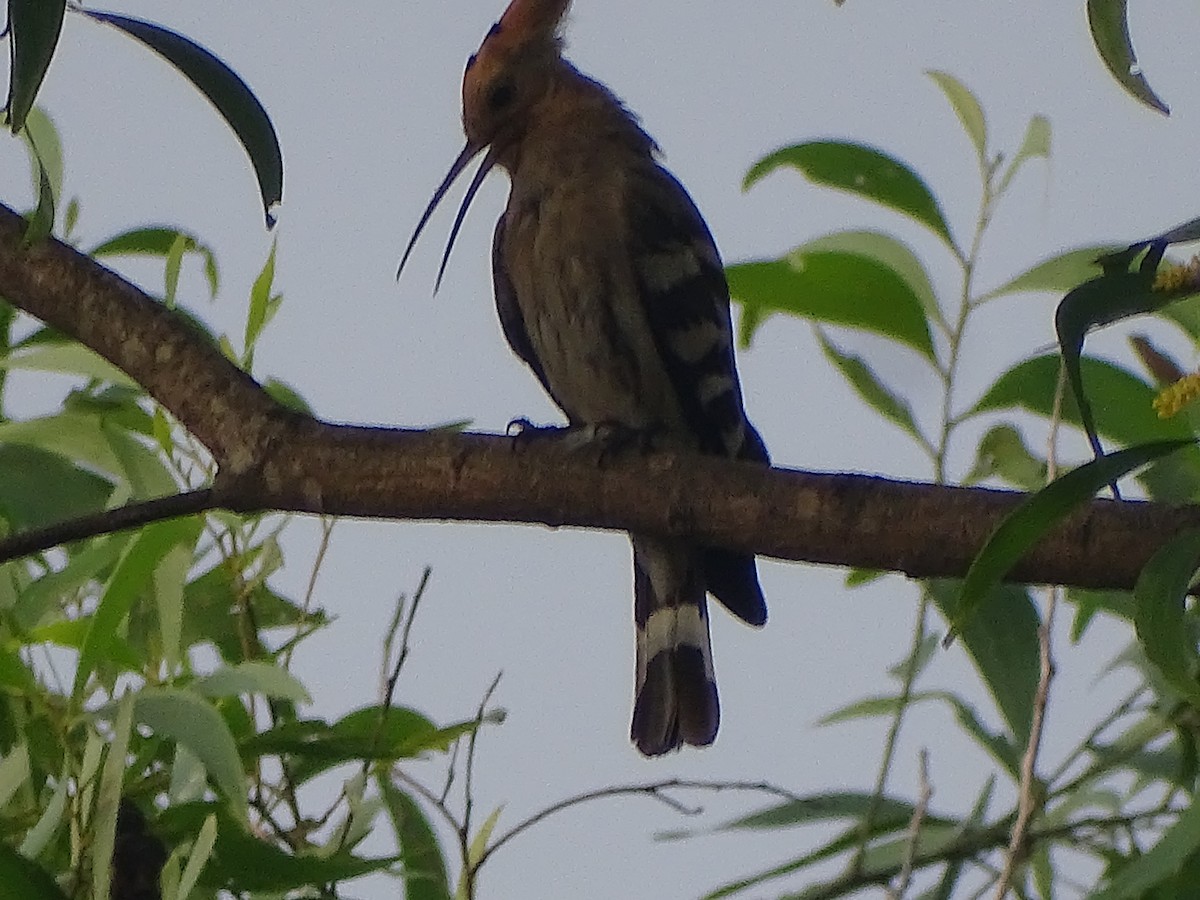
5 1 1200 897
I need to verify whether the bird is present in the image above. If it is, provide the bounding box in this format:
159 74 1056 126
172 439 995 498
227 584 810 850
397 0 769 755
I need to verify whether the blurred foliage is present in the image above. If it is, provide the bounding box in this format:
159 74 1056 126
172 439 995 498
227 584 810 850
4 4 1200 900
722 69 1200 897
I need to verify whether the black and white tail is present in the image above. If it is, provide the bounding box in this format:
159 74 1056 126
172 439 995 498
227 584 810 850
629 535 767 755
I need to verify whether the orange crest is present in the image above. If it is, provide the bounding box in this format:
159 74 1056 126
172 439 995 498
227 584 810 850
497 0 571 43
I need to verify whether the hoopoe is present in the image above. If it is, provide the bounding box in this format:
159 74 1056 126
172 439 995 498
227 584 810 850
398 0 769 755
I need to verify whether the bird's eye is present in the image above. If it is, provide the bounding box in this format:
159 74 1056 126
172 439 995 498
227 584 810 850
487 79 516 111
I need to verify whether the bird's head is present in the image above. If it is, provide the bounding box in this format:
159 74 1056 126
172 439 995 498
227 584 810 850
397 0 572 289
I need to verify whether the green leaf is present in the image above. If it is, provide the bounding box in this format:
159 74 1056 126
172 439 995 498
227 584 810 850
0 646 38 693
157 802 397 891
714 792 926 833
262 377 314 414
0 743 30 807
89 226 220 298
0 843 69 900
729 249 935 360
1133 529 1200 708
964 424 1047 491
20 107 64 211
244 238 279 364
931 582 1039 750
845 568 885 588
465 805 503 871
175 812 217 900
947 441 1192 643
81 11 284 225
0 339 136 385
979 246 1116 303
816 329 924 442
195 661 312 704
822 689 1020 776
800 230 941 325
0 444 114 530
1094 800 1200 899
19 762 69 857
926 71 987 166
133 687 248 818
92 693 134 900
24 143 55 244
5 0 66 133
164 233 186 309
743 141 954 249
379 777 452 900
1085 0 1169 116
969 354 1192 449
74 518 201 696
11 534 130 633
1068 588 1135 640
997 115 1052 196
154 539 191 671
244 708 480 784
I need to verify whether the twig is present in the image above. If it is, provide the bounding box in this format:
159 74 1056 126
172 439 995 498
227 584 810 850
0 488 220 562
281 515 337 668
992 366 1069 898
476 779 801 868
888 749 932 899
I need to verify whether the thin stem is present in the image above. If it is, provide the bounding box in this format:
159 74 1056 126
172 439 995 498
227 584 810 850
281 515 336 669
478 779 800 869
888 749 932 898
992 364 1067 897
855 151 998 877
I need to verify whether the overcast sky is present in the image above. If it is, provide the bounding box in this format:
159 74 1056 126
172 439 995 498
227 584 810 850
5 1 1200 897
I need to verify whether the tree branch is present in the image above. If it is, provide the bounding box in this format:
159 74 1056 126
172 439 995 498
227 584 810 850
1 200 1197 592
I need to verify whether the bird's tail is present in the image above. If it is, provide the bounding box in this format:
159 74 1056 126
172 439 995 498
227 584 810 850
629 535 719 755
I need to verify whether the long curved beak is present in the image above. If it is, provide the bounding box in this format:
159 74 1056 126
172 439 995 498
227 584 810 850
396 142 501 293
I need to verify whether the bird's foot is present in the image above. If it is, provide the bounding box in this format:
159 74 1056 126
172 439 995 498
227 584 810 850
506 417 569 449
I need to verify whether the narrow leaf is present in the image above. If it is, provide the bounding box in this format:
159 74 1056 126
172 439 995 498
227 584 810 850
743 141 955 249
92 693 134 900
816 329 924 441
379 777 452 900
1094 800 1200 898
175 812 217 900
5 0 66 133
0 844 69 900
931 581 1039 750
947 441 1192 642
244 238 278 363
979 246 1115 303
74 518 200 696
89 226 219 297
997 115 1052 196
1085 0 1169 115
926 71 987 166
1133 529 1200 707
195 661 311 704
133 687 248 818
81 11 283 224
0 743 30 807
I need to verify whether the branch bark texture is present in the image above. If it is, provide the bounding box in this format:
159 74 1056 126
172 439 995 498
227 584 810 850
0 201 1194 590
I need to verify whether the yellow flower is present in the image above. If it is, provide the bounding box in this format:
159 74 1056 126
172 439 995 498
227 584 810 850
1154 372 1200 418
1153 255 1200 293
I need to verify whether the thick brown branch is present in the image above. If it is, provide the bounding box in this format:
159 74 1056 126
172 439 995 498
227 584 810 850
1 200 1197 591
